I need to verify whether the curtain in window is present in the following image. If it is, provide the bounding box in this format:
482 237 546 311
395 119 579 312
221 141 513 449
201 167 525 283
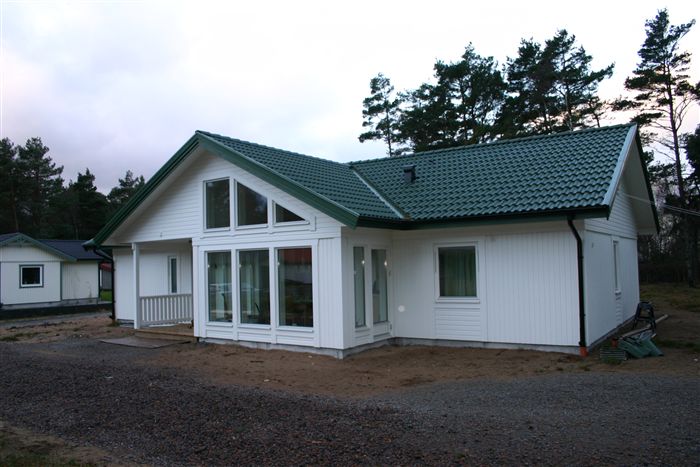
439 247 476 297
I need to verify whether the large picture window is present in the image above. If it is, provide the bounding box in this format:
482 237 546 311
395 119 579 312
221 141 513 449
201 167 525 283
353 247 366 327
438 246 477 297
239 250 270 325
20 265 43 288
278 248 313 327
237 183 268 226
205 179 230 229
207 251 232 322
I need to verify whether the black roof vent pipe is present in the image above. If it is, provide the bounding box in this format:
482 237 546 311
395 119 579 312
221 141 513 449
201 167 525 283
403 164 417 183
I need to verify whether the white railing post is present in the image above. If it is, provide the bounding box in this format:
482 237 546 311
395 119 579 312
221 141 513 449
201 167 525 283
132 243 141 329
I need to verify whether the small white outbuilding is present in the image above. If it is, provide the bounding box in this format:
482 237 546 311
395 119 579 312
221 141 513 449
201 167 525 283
87 124 658 356
0 233 102 311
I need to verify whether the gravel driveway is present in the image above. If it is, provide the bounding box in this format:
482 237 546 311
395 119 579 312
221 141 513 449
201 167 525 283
1 338 698 466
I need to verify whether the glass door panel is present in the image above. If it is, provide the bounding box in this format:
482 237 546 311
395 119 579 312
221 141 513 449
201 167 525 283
372 249 388 324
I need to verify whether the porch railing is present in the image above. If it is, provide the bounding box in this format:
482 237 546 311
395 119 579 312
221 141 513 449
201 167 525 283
140 293 193 326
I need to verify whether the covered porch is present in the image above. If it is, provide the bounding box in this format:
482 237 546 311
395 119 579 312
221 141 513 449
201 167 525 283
130 239 194 329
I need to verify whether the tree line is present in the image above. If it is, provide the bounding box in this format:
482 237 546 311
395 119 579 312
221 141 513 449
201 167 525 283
0 137 144 240
360 9 699 286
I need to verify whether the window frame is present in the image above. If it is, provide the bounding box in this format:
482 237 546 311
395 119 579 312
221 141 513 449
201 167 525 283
205 249 234 326
203 177 231 232
167 256 178 294
276 246 314 329
434 242 480 303
273 202 308 226
235 181 269 230
19 264 44 288
613 239 621 295
237 248 272 327
353 246 367 328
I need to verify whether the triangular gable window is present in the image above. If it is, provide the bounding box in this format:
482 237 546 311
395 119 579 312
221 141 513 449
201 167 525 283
275 204 304 223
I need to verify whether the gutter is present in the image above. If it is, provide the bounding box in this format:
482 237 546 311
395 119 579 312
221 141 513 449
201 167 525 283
567 216 587 356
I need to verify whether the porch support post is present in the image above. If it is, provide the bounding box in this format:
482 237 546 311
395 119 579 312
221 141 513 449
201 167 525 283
132 242 141 329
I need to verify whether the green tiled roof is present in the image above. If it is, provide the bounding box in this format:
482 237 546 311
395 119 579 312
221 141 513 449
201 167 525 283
351 124 635 221
88 123 651 246
198 132 400 220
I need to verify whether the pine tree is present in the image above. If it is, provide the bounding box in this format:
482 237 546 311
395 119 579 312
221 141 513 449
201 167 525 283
15 138 64 237
359 73 404 157
64 169 109 239
614 9 699 285
0 138 20 233
107 170 145 212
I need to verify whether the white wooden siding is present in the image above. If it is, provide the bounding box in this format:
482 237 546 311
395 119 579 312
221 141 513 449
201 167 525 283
0 261 61 305
112 149 341 244
0 244 63 305
113 249 134 320
584 231 640 344
359 223 579 348
62 262 99 300
484 231 579 346
585 179 637 239
318 237 344 349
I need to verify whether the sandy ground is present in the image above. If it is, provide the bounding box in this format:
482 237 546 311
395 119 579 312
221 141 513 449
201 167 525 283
1 301 697 400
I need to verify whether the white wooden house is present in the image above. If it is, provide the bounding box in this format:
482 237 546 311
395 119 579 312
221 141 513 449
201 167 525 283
87 124 657 356
0 233 102 310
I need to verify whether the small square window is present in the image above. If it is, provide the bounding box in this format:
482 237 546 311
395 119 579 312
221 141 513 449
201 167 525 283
20 265 43 288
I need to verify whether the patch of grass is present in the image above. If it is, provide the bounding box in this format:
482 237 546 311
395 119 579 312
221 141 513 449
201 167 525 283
0 332 38 342
0 433 91 467
640 283 700 313
99 290 112 302
655 339 700 353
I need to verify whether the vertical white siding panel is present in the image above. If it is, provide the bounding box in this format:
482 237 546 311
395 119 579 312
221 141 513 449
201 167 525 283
485 231 579 346
61 262 99 300
318 238 344 349
584 231 617 344
113 250 134 321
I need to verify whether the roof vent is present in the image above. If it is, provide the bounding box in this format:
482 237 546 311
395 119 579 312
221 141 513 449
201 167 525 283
403 164 417 183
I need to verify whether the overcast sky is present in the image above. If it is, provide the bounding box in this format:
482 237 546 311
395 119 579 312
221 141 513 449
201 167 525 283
2 0 699 192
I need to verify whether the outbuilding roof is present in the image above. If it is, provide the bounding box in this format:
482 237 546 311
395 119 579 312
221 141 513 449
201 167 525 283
0 233 102 261
88 123 658 246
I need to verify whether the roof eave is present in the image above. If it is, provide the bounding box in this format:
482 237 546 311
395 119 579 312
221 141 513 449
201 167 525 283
0 233 77 262
356 205 610 230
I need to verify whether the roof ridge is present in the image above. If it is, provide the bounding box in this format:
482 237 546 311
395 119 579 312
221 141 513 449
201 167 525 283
196 130 350 169
350 123 636 165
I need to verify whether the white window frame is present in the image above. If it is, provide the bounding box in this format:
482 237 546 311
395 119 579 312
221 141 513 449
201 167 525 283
234 180 269 230
204 249 234 327
613 239 621 295
19 264 44 288
272 201 308 227
275 245 316 331
237 248 272 329
434 242 480 304
352 245 367 329
167 256 178 294
203 177 232 232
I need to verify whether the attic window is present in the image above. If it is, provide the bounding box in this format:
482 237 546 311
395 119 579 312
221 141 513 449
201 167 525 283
237 183 268 226
275 204 304 223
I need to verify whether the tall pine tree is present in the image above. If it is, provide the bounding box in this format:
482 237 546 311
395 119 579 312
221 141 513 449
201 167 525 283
359 73 404 157
614 9 699 286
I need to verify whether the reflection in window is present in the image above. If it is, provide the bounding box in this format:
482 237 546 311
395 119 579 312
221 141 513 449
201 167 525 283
205 179 230 229
438 246 476 297
237 183 268 226
207 251 232 322
239 250 270 325
278 248 313 327
354 247 366 327
20 265 43 287
275 204 304 223
372 249 388 323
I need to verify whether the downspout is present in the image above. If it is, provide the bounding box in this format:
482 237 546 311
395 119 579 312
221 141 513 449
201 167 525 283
567 216 587 356
86 246 115 321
